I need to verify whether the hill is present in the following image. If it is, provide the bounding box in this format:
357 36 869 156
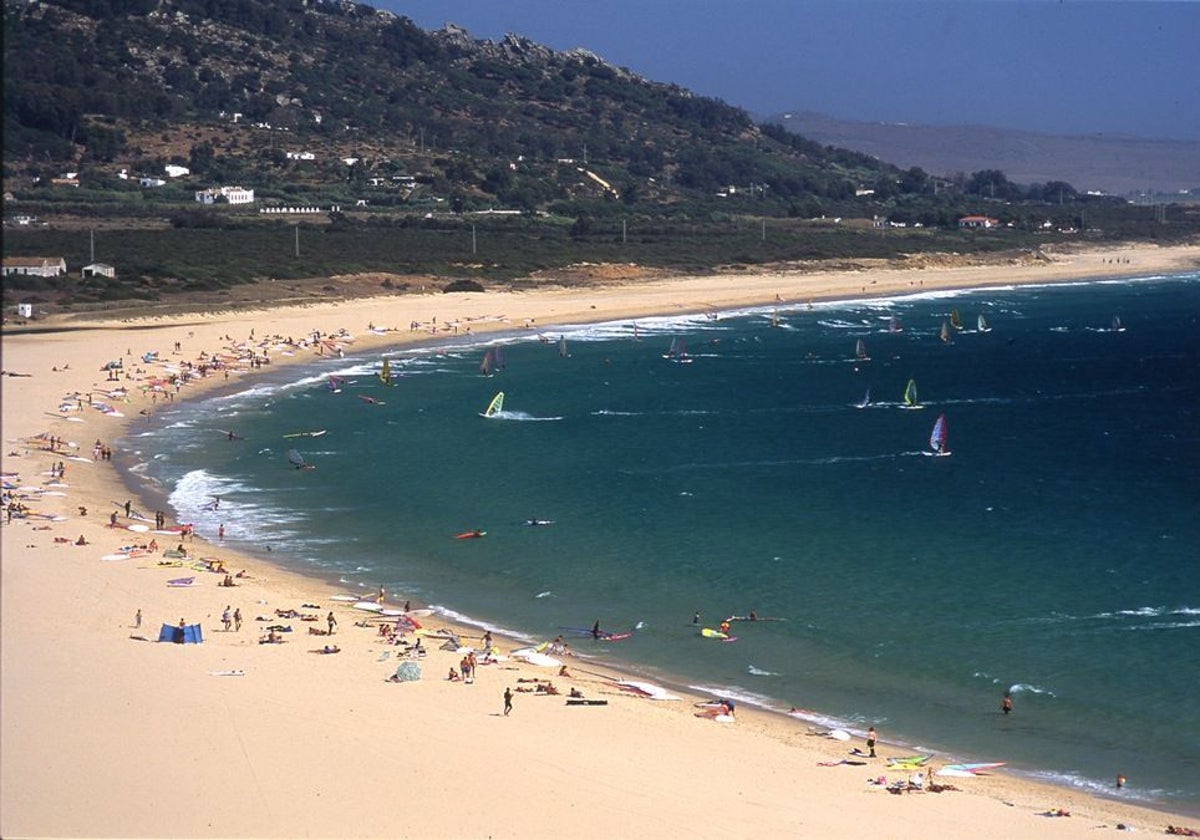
767 111 1200 197
3 0 1198 307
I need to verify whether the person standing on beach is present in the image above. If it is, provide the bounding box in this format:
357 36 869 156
503 687 513 716
124 500 131 518
135 608 142 629
327 611 337 635
222 606 232 632
377 585 386 605
233 608 242 632
866 726 877 758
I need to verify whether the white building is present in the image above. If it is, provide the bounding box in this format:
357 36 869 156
165 164 190 178
195 186 255 205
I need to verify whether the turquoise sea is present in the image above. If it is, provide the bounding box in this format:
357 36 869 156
123 271 1200 813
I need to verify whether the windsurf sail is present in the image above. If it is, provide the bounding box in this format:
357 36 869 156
480 348 493 376
664 338 692 363
929 413 949 455
379 358 391 385
950 308 963 330
855 338 869 360
977 314 990 332
287 448 306 468
1112 315 1125 331
940 320 952 344
558 335 568 358
856 387 871 409
889 314 902 333
771 310 780 328
903 378 920 409
327 376 343 393
481 391 504 417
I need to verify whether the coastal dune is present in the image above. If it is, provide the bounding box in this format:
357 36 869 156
3 243 1198 839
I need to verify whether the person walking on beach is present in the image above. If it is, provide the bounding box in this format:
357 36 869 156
866 726 878 758
1001 693 1013 715
327 611 337 635
503 687 513 716
234 608 242 632
222 606 232 632
377 585 386 605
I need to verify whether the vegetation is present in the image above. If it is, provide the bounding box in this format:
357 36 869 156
3 0 1198 306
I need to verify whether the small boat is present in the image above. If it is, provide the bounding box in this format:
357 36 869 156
855 338 870 361
928 413 951 457
977 314 991 333
901 378 923 410
855 387 871 409
455 530 487 539
480 391 504 418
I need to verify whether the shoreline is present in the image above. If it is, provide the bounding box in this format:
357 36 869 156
4 242 1199 839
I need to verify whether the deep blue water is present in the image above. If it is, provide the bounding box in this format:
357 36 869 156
124 272 1200 811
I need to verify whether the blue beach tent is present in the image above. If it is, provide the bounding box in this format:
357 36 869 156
158 623 204 644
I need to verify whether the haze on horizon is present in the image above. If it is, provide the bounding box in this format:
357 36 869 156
389 0 1200 144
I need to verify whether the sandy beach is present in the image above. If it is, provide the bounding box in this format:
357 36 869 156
3 241 1198 840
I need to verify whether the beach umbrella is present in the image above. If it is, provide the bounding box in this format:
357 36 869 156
393 661 421 682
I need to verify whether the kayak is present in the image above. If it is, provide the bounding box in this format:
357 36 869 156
454 530 487 539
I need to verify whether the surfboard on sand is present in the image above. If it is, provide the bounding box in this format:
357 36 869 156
566 699 608 706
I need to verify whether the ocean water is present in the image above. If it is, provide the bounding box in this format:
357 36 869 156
123 272 1200 812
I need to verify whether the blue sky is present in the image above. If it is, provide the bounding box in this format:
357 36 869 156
385 1 1200 142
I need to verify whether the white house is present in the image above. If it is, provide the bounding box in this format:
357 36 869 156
959 214 1000 229
165 164 190 178
286 151 316 161
2 256 67 277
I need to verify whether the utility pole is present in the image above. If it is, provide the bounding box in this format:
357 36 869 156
622 218 627 244
471 224 477 256
294 225 300 258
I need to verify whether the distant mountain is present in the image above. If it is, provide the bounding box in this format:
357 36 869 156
767 111 1200 196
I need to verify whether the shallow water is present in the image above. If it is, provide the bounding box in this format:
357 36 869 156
124 272 1200 812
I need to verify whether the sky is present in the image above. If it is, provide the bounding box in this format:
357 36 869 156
385 1 1200 142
